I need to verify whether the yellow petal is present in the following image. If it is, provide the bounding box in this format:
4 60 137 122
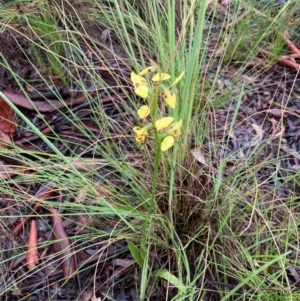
171 71 185 86
152 73 171 82
162 90 176 109
155 117 174 131
137 105 150 119
139 65 159 76
131 71 147 84
131 72 149 98
161 136 174 152
134 84 148 98
168 119 182 137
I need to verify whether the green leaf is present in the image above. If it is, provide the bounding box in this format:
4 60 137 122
127 241 144 268
152 269 187 293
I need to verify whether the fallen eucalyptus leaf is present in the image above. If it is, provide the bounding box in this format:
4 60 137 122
190 147 206 165
251 124 263 146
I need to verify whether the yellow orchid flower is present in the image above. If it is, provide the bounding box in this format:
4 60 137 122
161 136 175 152
137 105 150 119
131 65 185 151
160 71 184 109
136 133 147 143
152 73 171 82
155 117 174 131
162 90 176 109
133 126 148 143
167 119 182 137
131 72 148 98
133 126 148 135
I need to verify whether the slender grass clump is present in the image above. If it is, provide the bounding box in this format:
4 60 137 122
129 61 184 208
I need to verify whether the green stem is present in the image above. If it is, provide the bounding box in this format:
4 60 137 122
149 81 162 207
151 131 161 206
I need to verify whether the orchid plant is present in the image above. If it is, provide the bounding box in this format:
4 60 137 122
131 62 184 152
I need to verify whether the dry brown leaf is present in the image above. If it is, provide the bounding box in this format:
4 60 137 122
287 265 300 282
281 144 300 160
0 97 15 147
50 158 106 172
266 109 288 117
112 258 135 268
49 208 76 278
0 97 15 133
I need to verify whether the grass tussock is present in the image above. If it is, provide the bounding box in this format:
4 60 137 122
0 0 300 300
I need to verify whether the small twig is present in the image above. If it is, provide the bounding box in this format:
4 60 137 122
253 30 300 70
280 30 300 57
259 49 300 70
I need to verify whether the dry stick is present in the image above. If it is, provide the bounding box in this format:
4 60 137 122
26 219 39 270
259 49 300 70
281 29 300 57
259 29 300 70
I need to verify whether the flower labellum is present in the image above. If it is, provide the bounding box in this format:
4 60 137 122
133 126 148 143
168 119 182 137
136 133 147 143
131 72 148 98
162 90 176 109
